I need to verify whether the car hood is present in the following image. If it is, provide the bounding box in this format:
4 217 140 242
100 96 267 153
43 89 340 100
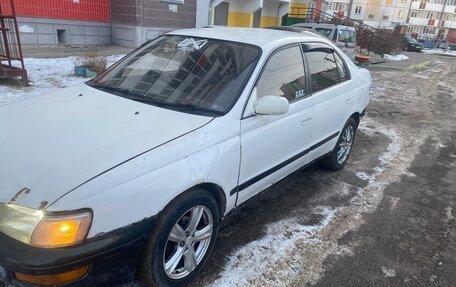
0 84 213 209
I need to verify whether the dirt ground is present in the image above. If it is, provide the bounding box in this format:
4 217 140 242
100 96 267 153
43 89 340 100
189 52 456 287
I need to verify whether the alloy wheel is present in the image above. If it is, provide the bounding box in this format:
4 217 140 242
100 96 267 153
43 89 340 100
163 205 214 280
337 125 354 164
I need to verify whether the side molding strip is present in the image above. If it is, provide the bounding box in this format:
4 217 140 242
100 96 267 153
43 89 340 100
231 131 339 196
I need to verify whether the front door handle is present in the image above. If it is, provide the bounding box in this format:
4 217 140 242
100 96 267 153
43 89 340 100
301 117 312 126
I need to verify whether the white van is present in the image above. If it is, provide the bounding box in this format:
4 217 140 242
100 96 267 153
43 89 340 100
293 23 356 59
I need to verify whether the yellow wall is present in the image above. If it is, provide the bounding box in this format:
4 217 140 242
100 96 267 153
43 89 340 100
290 2 308 8
260 16 279 27
289 2 308 19
227 12 253 27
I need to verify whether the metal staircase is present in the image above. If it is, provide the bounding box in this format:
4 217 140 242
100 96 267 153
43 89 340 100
283 8 404 55
0 0 28 86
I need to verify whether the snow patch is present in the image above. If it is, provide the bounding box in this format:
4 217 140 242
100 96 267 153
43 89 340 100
422 49 456 57
19 25 34 33
356 118 401 184
0 55 124 106
384 54 409 61
381 266 396 277
208 208 337 287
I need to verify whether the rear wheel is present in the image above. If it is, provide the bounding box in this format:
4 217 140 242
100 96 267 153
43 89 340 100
139 189 219 287
320 117 357 170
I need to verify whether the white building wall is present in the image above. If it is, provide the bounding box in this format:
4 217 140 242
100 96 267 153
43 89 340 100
196 0 211 27
444 5 456 13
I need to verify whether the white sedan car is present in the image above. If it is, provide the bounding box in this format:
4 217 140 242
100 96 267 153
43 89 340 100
0 27 371 287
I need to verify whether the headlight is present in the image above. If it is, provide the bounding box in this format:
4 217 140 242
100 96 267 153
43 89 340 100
0 203 44 244
0 203 92 248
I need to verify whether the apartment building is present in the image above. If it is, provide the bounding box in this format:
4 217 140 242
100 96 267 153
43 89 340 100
111 0 198 47
9 0 111 47
326 0 410 28
11 0 209 48
212 0 291 27
407 0 456 39
211 0 332 28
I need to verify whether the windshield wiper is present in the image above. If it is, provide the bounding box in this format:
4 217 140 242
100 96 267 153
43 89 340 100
130 97 223 115
88 83 223 116
89 84 133 95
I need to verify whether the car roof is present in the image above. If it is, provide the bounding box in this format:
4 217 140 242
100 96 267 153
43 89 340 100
265 26 327 38
293 23 355 30
169 26 325 51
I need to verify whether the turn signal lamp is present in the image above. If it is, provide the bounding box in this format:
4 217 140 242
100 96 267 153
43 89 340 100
31 212 92 248
15 265 89 286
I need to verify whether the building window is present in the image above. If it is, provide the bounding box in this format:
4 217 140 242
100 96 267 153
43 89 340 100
411 11 417 17
305 48 340 93
398 10 404 18
419 2 426 9
355 6 362 14
382 15 389 20
368 14 375 18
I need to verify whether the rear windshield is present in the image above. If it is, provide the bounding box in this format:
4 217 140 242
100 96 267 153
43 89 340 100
337 29 356 43
89 35 261 116
315 28 332 38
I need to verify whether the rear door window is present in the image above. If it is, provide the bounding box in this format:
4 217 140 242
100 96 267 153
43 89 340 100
305 47 340 93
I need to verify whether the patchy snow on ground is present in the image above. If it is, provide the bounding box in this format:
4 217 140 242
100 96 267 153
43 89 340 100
208 116 404 286
422 48 456 57
209 208 337 287
384 54 409 61
0 55 124 106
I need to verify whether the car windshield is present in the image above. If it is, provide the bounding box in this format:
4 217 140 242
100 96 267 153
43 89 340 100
89 35 261 116
315 28 332 38
337 29 356 43
407 37 419 44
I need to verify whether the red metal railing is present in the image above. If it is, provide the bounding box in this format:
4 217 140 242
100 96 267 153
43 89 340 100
285 8 404 55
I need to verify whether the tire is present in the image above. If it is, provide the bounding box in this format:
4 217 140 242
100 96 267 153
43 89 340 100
320 117 357 170
138 189 220 287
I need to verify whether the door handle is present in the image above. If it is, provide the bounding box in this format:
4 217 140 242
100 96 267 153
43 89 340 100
301 117 312 125
345 98 352 104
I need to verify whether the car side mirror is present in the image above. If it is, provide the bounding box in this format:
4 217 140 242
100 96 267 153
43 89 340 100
254 96 289 115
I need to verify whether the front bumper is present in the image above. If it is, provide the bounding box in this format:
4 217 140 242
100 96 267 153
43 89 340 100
0 217 156 287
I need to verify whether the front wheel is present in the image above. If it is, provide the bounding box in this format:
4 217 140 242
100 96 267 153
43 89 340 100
320 117 357 170
139 189 220 287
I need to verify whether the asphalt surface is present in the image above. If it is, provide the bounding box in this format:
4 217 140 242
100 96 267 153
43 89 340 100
190 51 456 287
